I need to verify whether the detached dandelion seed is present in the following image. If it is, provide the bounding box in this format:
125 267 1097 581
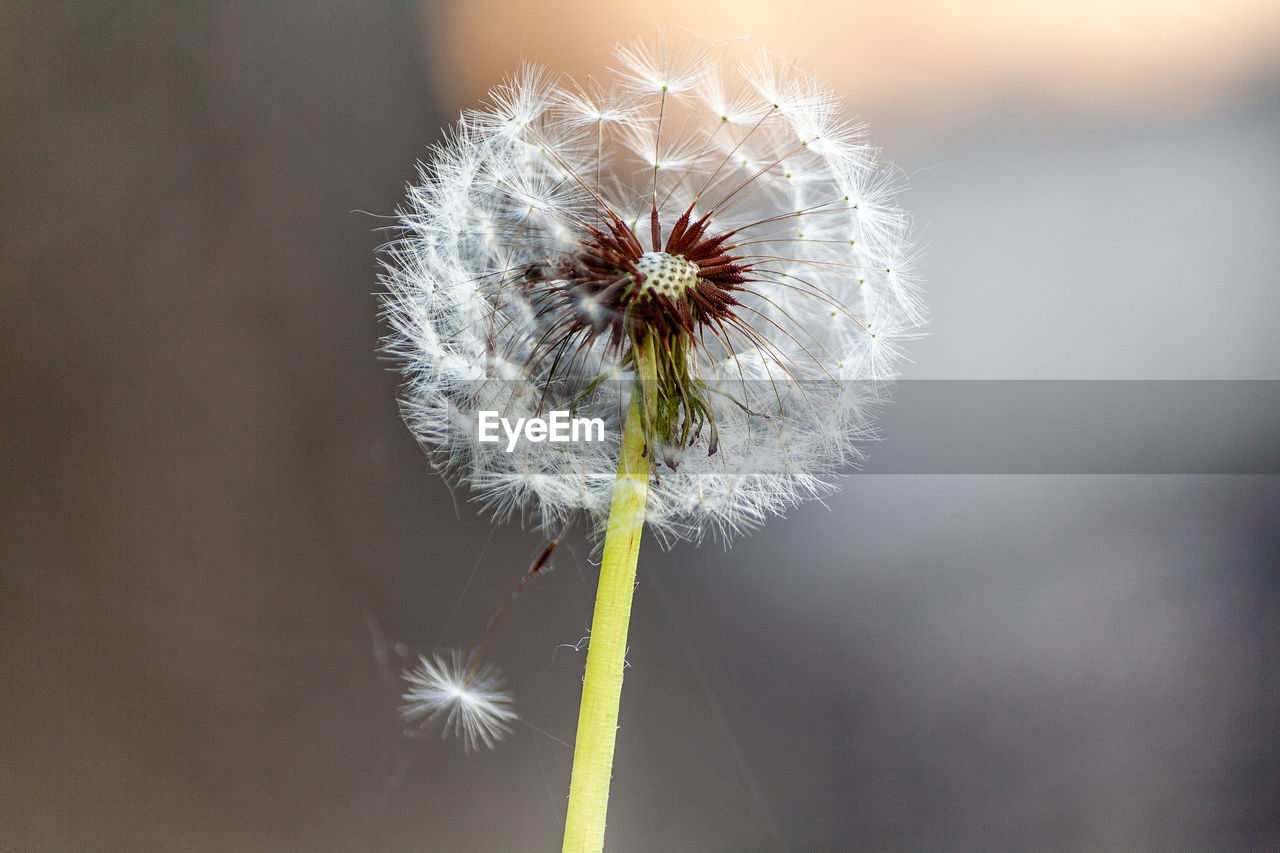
398 541 555 751
379 29 924 852
401 650 518 752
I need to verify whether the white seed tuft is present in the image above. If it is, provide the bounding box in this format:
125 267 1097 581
380 31 926 545
401 650 518 752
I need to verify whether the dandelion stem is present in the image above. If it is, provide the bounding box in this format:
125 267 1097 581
562 385 649 853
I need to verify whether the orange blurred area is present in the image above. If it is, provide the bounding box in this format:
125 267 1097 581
425 0 1280 124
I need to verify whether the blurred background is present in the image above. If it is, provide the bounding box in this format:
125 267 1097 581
3 2 1278 850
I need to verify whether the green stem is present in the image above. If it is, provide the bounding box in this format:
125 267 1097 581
561 386 650 852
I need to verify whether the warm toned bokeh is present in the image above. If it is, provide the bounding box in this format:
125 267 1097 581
429 0 1280 128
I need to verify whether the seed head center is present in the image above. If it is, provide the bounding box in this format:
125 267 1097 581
634 252 700 301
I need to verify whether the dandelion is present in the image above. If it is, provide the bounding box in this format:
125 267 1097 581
401 650 518 752
379 30 923 852
396 541 555 751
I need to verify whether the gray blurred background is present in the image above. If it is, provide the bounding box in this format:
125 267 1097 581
2 2 1278 850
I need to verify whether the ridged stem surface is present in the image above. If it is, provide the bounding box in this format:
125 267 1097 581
561 388 649 853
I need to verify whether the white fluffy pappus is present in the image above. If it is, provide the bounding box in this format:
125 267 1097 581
400 650 518 751
380 31 925 544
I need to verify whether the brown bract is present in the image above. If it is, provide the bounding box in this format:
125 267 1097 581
529 203 754 355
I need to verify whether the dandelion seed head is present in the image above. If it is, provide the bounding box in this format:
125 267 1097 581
380 31 926 544
401 650 518 752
